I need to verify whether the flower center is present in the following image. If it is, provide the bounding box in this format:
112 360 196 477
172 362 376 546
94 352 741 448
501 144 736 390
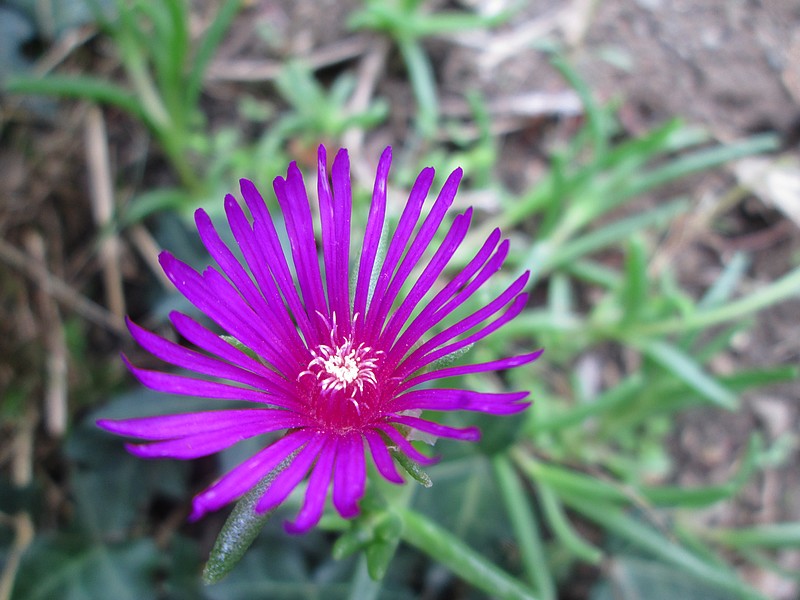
301 336 382 397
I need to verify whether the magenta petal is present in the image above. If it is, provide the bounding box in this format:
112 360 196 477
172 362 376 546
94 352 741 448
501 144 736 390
370 170 463 337
123 357 291 406
273 166 327 327
255 435 327 514
365 166 435 340
238 178 315 341
97 408 293 440
388 233 507 364
317 146 338 317
354 147 390 318
401 350 544 390
285 437 337 534
125 423 266 459
190 430 313 520
365 430 404 484
119 410 306 459
391 414 481 441
333 432 366 519
330 148 352 326
194 208 274 331
221 195 307 352
391 389 531 416
126 318 290 396
378 424 439 465
159 252 293 374
380 209 472 347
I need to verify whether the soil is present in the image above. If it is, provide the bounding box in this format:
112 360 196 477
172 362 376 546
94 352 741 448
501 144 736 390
1 0 799 598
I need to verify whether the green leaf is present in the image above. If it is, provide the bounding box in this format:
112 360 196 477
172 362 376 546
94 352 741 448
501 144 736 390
620 236 649 324
399 508 540 600
530 374 644 434
710 522 800 549
364 513 403 580
641 435 760 508
390 449 432 488
624 133 780 199
69 402 190 537
12 535 158 600
560 495 766 599
493 455 557 599
638 339 738 409
5 74 146 121
203 451 298 584
536 481 603 564
591 555 736 600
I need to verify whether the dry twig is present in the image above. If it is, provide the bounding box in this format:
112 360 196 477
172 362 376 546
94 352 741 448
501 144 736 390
86 106 126 320
24 233 68 437
0 237 126 335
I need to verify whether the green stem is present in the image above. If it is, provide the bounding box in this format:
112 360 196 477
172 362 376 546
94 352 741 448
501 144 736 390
493 455 556 600
398 507 540 600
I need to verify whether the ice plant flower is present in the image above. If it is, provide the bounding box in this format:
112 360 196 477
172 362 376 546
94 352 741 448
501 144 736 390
98 146 542 533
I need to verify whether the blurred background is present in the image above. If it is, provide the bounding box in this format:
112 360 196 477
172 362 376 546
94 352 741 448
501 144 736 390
1 1 799 599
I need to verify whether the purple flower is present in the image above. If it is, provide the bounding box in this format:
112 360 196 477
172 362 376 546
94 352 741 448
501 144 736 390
98 146 541 533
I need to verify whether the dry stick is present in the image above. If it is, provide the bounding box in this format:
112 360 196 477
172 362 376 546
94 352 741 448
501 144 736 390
0 237 126 335
85 105 126 320
0 410 36 600
205 34 373 82
343 38 390 187
128 224 173 290
25 232 68 437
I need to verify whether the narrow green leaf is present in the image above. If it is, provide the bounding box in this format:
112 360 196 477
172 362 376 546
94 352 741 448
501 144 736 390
550 55 608 160
493 455 557 600
636 265 800 335
533 198 689 276
698 252 751 309
398 39 438 138
639 339 738 409
560 493 766 599
710 522 800 549
530 374 644 434
624 133 780 199
399 508 541 600
202 452 297 584
391 448 432 488
514 453 629 504
6 75 145 121
365 515 403 580
187 0 244 108
536 481 603 564
641 435 759 508
620 236 648 324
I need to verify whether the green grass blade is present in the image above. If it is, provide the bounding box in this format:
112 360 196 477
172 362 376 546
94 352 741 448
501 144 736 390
187 0 245 107
6 75 145 122
623 133 780 199
710 523 800 549
537 481 603 564
530 374 644 434
398 38 439 138
639 339 738 409
529 198 689 277
561 493 766 599
493 455 557 600
398 508 541 600
636 265 800 335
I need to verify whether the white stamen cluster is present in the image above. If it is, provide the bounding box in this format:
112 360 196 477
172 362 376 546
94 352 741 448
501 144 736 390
304 337 381 395
299 314 383 400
